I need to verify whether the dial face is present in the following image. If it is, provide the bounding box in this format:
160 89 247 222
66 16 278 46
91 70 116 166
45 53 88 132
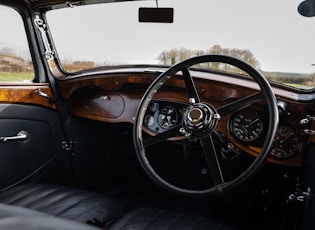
144 115 154 127
230 109 263 142
271 125 301 159
157 106 178 129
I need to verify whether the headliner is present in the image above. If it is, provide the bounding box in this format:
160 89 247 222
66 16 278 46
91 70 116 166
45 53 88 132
25 0 146 9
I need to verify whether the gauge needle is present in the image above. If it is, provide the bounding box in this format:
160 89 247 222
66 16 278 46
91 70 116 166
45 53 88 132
241 125 247 132
249 118 259 126
283 132 294 141
167 116 171 125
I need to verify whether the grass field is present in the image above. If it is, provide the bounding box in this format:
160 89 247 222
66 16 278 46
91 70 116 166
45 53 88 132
0 72 34 82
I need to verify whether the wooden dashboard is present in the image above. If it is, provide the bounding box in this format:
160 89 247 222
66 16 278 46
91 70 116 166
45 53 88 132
57 71 314 168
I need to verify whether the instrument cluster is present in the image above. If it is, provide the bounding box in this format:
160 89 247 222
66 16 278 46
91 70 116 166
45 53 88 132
143 100 187 134
143 100 302 160
229 108 301 160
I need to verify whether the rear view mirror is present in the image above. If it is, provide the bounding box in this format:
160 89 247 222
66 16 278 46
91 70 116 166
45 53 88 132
139 7 174 23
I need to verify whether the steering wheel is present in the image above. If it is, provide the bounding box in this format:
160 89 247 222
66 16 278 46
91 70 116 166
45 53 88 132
134 55 278 199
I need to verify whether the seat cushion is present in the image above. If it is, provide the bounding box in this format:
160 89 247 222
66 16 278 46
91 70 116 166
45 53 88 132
0 203 100 230
109 207 235 230
0 184 123 225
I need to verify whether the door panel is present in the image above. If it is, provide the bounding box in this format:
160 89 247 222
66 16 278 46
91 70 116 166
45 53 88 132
0 4 65 189
0 103 63 190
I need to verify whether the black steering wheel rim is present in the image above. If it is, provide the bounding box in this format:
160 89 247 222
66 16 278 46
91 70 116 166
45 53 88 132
134 54 279 199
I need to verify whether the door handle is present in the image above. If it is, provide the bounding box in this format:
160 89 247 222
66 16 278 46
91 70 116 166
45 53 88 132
0 131 29 142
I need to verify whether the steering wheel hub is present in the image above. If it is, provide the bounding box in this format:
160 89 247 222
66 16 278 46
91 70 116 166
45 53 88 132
188 108 203 123
183 103 219 137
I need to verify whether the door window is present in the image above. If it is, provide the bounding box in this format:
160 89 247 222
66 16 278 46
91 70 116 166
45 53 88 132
0 5 34 82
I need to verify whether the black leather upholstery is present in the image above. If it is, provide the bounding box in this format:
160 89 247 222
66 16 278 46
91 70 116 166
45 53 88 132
0 184 123 225
0 184 235 230
0 203 99 230
109 207 235 230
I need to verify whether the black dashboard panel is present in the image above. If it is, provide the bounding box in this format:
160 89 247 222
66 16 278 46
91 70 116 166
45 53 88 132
143 100 188 134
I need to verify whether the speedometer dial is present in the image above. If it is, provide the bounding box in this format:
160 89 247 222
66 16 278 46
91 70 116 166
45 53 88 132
270 125 300 159
230 109 263 142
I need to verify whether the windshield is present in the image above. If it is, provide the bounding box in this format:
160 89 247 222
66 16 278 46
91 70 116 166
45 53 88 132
46 0 315 89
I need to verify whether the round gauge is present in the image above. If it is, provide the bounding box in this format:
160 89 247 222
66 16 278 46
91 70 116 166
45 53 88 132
157 106 178 129
271 125 301 160
144 115 155 127
230 109 263 142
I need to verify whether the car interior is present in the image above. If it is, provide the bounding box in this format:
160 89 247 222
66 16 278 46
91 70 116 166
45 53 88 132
0 0 314 229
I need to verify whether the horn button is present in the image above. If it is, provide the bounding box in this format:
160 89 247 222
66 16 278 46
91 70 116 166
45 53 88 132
182 103 220 137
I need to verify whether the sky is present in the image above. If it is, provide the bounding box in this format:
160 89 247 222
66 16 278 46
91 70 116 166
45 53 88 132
1 0 314 73
0 7 29 48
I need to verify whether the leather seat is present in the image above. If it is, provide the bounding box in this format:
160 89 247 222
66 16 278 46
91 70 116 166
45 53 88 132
0 204 235 230
0 203 100 230
0 184 235 230
0 183 123 225
109 207 235 230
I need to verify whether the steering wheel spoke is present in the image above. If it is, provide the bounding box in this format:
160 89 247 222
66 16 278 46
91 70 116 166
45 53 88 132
217 92 263 116
182 67 200 103
200 135 224 186
143 124 183 148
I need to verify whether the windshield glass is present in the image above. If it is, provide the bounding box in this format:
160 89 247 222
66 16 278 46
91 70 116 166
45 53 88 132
46 0 315 89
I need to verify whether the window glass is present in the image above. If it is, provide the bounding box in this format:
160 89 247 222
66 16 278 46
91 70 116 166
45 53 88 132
46 0 315 90
0 5 34 82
